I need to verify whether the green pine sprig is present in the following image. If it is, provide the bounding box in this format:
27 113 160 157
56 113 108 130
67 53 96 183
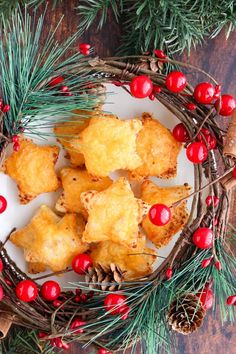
0 325 55 354
77 0 236 57
0 6 99 140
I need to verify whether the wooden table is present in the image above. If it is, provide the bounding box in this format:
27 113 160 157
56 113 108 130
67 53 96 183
42 2 236 353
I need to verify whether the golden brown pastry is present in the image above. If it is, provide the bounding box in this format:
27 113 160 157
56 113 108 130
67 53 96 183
10 205 88 273
141 180 191 248
2 138 60 204
130 113 182 180
56 167 112 216
90 234 156 280
81 177 150 248
71 114 143 177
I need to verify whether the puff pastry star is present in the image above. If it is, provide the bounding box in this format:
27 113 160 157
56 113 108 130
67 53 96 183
71 114 143 177
10 205 89 273
56 167 112 216
141 180 191 248
81 177 150 248
130 113 182 180
90 234 156 280
2 138 60 204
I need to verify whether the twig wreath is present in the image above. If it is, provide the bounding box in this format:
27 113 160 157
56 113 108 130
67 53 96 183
0 7 236 354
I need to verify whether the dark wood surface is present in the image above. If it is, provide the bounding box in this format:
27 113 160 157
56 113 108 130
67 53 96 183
41 2 236 353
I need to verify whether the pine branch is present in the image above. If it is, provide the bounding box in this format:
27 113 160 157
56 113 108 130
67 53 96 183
0 6 99 140
77 0 122 36
0 325 55 354
77 0 236 58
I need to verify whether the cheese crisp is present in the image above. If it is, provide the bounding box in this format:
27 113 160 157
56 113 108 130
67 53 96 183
2 138 60 204
71 115 143 177
130 113 182 180
56 167 112 216
54 110 92 166
10 205 88 273
81 177 149 248
141 180 191 248
90 235 156 280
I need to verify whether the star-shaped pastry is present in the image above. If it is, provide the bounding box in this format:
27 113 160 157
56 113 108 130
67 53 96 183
56 167 112 216
141 180 191 248
90 234 156 280
2 138 60 204
81 177 149 248
71 114 143 177
10 205 89 273
130 113 182 180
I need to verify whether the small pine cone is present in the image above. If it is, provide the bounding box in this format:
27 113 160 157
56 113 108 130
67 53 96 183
85 263 124 291
166 294 206 335
137 57 163 73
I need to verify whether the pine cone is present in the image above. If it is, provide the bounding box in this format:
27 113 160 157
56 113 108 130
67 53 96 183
85 263 124 291
166 294 206 335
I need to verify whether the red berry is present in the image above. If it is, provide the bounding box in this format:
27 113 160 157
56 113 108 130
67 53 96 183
205 195 219 207
213 218 218 226
2 104 10 113
214 84 221 99
193 227 213 249
104 294 127 315
197 130 217 150
41 281 60 301
79 43 91 54
72 254 93 274
38 332 48 339
153 85 162 93
214 261 222 271
226 295 236 306
70 318 86 334
201 258 212 268
233 167 236 179
149 93 155 101
166 268 173 280
0 259 3 272
13 142 20 152
130 75 153 99
149 204 171 226
74 295 81 303
12 135 19 143
75 289 82 296
0 285 4 301
98 348 111 354
0 195 7 214
60 85 69 92
48 76 64 87
185 102 196 110
153 49 166 59
120 305 131 320
165 71 187 93
215 94 236 116
172 123 190 142
186 142 208 164
80 294 88 302
0 99 3 109
62 342 70 350
16 280 38 302
198 287 214 310
53 299 63 307
194 82 215 104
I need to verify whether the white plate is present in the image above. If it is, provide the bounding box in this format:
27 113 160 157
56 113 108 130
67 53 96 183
0 84 194 288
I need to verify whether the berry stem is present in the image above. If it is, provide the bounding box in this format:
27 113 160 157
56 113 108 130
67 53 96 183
172 166 235 208
191 107 215 141
0 228 16 252
33 267 72 281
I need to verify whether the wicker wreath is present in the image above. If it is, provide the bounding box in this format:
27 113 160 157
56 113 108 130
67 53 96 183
0 9 236 354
